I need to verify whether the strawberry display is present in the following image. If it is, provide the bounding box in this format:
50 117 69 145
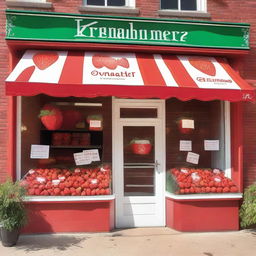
39 104 63 130
23 165 111 196
52 132 90 146
188 56 216 77
169 167 239 194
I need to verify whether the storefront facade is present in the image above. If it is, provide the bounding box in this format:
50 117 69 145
2 2 256 233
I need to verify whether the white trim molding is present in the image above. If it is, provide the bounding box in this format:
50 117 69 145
166 191 243 200
23 195 115 202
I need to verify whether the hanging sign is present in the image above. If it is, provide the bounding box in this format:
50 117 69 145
6 9 250 49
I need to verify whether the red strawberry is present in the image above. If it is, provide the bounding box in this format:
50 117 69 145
211 187 217 193
62 110 83 129
54 188 61 195
39 104 63 130
188 57 216 76
117 58 129 68
33 51 59 70
230 186 238 193
223 187 230 193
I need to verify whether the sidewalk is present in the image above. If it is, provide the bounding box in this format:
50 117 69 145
1 227 256 256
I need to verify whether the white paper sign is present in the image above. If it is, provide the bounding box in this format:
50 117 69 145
182 119 194 129
179 140 192 151
83 149 100 162
90 120 101 128
204 140 220 151
186 152 200 164
30 145 49 159
73 152 91 165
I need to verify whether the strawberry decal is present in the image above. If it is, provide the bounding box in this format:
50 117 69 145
188 57 216 76
33 51 59 70
39 104 63 130
92 55 129 70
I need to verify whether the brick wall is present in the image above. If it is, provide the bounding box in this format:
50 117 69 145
1 0 256 185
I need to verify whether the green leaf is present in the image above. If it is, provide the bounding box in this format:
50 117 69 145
38 110 54 118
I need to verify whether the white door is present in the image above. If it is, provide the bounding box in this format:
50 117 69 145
113 99 165 228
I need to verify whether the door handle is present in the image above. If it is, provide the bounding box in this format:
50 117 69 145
155 160 160 173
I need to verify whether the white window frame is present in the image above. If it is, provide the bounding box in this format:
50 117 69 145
161 0 207 12
85 0 135 8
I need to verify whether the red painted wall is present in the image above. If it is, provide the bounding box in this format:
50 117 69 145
166 197 240 231
22 200 114 233
1 1 256 188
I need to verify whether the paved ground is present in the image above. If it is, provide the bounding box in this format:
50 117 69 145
1 227 256 256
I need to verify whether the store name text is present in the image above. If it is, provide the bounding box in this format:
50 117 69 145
91 70 136 77
75 20 188 42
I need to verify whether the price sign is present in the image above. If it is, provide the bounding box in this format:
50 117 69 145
30 145 49 159
204 140 219 151
73 152 91 165
186 152 200 164
179 140 192 151
83 149 100 162
182 119 194 129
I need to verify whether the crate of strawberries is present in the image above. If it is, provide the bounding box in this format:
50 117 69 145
22 165 111 196
168 167 239 194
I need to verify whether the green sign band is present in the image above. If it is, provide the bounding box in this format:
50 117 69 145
6 9 250 49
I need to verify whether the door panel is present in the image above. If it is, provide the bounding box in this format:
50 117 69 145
113 100 165 228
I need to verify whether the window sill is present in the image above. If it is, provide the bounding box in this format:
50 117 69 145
79 6 140 15
166 191 243 201
6 0 52 9
23 195 115 202
158 10 211 18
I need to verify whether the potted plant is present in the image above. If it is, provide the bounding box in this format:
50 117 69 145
130 139 152 155
239 184 256 229
0 179 27 247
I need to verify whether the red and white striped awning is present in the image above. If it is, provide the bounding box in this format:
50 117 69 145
5 50 255 102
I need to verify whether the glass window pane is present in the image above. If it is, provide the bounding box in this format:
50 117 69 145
161 0 178 10
181 0 197 10
124 167 154 196
120 108 158 118
107 0 125 6
123 126 155 196
87 0 105 5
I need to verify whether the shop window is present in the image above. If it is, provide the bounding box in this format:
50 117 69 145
161 0 206 12
84 0 135 7
165 99 238 195
17 96 112 197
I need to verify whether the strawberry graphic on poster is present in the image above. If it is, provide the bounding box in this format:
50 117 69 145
188 56 216 76
92 55 130 70
33 51 59 70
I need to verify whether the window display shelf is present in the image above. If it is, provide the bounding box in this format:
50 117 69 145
50 145 102 149
166 191 243 200
41 129 103 133
24 195 115 202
